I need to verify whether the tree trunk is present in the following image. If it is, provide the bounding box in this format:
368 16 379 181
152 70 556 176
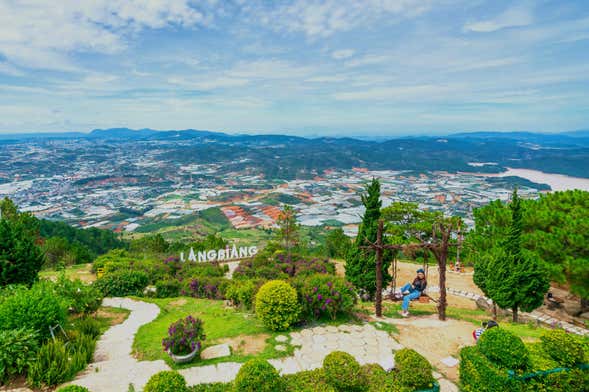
512 306 518 322
438 251 447 321
492 301 497 321
375 220 384 318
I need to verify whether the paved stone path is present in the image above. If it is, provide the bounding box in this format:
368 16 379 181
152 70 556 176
68 298 404 391
426 286 589 336
70 298 169 392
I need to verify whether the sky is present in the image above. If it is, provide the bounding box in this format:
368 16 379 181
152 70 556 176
0 0 588 136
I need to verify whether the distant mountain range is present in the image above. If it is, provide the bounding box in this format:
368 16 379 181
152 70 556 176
2 128 588 179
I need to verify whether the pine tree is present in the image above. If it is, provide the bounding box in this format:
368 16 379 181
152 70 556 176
276 205 299 256
345 178 390 298
485 189 550 322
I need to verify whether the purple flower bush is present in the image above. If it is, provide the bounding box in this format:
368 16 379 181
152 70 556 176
162 315 206 356
234 254 335 280
296 274 356 320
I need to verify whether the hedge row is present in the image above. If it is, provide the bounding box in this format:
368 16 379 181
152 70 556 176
460 328 589 392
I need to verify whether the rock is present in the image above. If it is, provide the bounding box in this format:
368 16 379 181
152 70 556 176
201 344 231 360
275 335 288 343
475 297 491 311
275 344 288 352
580 312 589 320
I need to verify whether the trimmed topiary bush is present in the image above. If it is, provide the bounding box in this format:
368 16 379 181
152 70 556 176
394 348 435 390
540 329 585 367
459 346 516 392
323 351 367 392
478 328 529 370
233 358 282 392
56 385 90 392
144 370 188 392
255 280 300 331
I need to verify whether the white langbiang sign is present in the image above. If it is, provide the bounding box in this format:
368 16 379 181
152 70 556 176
180 244 258 263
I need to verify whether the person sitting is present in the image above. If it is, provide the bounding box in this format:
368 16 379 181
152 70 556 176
399 268 427 317
472 320 499 341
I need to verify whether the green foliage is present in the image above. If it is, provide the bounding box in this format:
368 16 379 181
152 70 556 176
276 205 300 255
325 228 351 259
394 348 435 390
294 274 356 320
459 346 516 392
39 218 124 260
190 382 233 391
70 317 102 339
144 371 188 392
282 368 335 392
540 330 585 367
0 217 45 287
475 190 550 320
0 281 68 339
0 328 39 384
94 270 149 296
55 274 102 314
226 280 258 310
323 351 367 392
56 386 90 392
27 340 71 387
478 328 529 370
346 178 391 297
467 189 589 301
155 279 181 298
233 358 282 392
255 280 300 331
130 234 169 254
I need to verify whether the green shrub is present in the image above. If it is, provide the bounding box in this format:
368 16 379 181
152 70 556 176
361 364 388 392
55 275 102 314
233 358 282 392
294 274 356 320
144 371 188 392
27 340 72 387
94 270 149 297
478 327 529 370
255 280 301 331
459 346 516 392
540 330 585 367
226 280 258 310
71 317 102 339
190 382 233 391
155 279 181 298
0 281 68 339
283 368 334 392
394 348 434 390
323 351 367 392
0 328 39 384
56 385 90 392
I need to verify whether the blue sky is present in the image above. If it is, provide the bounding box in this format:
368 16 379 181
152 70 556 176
0 0 588 136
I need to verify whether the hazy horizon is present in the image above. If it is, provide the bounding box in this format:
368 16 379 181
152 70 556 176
1 1 588 135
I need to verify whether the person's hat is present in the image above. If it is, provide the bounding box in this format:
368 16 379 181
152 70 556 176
417 268 425 274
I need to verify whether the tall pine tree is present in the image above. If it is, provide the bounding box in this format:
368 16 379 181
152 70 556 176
485 189 550 321
345 178 390 298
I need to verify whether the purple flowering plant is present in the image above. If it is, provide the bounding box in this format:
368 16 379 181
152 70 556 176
300 274 356 320
162 315 206 356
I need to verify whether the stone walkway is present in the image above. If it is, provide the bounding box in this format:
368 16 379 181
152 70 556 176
426 286 589 336
68 298 405 391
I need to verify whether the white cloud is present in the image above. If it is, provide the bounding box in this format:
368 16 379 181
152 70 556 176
0 0 212 70
464 4 533 33
334 84 456 101
254 0 433 38
344 55 390 68
167 76 250 90
331 49 355 60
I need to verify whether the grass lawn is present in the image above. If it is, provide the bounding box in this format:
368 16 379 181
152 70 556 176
133 297 288 368
39 263 96 283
